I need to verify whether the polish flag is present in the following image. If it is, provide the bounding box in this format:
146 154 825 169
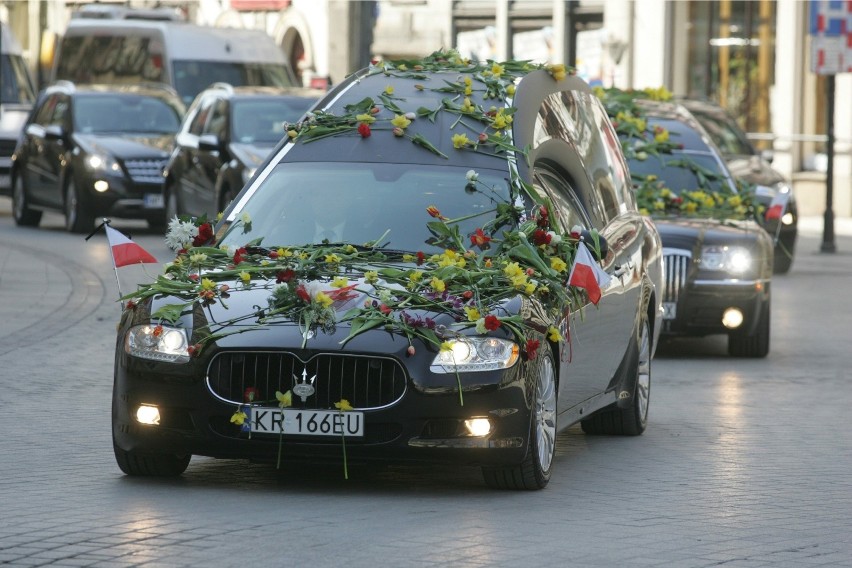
764 191 790 221
568 242 611 305
105 225 158 268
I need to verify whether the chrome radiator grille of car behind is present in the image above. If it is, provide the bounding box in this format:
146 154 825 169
207 352 407 410
124 158 167 184
663 249 691 330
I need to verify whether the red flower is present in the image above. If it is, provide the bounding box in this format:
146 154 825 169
426 206 444 219
188 274 199 281
192 223 213 247
233 247 247 265
532 229 551 246
244 387 259 403
484 315 501 331
462 290 473 300
125 300 137 310
416 251 425 265
525 339 540 360
478 132 488 143
152 324 164 337
536 206 550 228
269 250 279 259
379 303 392 315
276 269 295 283
470 228 491 248
187 343 203 358
406 345 416 357
358 123 371 138
370 106 380 115
296 285 311 303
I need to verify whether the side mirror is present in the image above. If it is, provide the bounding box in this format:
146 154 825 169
760 148 774 164
44 124 65 140
198 134 221 153
580 230 609 261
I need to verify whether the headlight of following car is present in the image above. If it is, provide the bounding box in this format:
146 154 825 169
125 324 190 363
86 153 122 174
430 337 519 373
700 245 752 275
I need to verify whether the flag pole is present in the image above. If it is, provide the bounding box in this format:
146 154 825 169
85 217 125 302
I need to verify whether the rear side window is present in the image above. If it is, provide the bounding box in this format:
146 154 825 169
54 35 165 86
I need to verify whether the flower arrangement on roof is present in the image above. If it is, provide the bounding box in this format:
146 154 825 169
593 86 761 221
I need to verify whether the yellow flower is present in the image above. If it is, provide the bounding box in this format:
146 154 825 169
654 200 666 210
492 113 508 130
364 270 379 284
331 277 348 288
190 252 208 264
343 244 357 254
391 114 411 129
325 253 341 264
464 85 472 96
408 270 423 282
491 63 504 77
276 390 292 408
464 76 472 87
240 212 252 225
548 63 567 81
335 399 354 411
654 129 670 143
355 113 375 124
384 85 394 95
440 341 453 353
287 129 297 139
548 326 563 342
315 291 333 308
431 276 446 293
727 195 743 207
684 202 698 213
646 174 658 182
277 247 292 257
506 84 516 96
239 271 251 284
639 207 650 216
461 97 474 113
230 410 247 425
464 306 481 322
550 257 567 272
403 254 415 262
524 282 537 295
503 261 524 279
200 277 216 291
703 197 715 208
452 133 471 149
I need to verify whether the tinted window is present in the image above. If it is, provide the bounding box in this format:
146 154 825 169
172 61 297 106
74 94 182 134
205 98 228 139
231 97 316 143
55 35 165 86
219 162 514 252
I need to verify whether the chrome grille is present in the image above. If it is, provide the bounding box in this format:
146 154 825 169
207 351 407 410
663 249 691 304
124 158 167 184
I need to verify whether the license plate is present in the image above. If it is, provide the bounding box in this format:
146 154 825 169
249 407 364 438
662 302 677 320
143 193 164 208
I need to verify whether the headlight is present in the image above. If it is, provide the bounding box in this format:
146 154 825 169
242 167 257 184
430 337 519 373
125 324 190 363
700 245 752 275
87 153 122 174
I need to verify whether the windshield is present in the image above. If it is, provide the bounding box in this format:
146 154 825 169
74 94 182 134
173 61 297 106
231 97 317 144
628 151 734 195
218 162 515 252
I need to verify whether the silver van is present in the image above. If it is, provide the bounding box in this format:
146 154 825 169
1 21 37 195
51 18 299 106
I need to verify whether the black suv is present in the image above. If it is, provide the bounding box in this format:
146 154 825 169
164 84 322 220
11 82 185 233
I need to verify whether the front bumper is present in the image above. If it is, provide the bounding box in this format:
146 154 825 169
662 278 770 337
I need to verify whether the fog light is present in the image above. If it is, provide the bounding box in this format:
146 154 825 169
464 418 492 437
136 404 160 425
94 180 109 192
781 212 794 225
722 308 744 329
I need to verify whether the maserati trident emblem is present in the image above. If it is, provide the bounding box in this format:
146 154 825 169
292 368 316 402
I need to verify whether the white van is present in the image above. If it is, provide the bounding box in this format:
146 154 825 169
51 18 299 106
1 21 37 194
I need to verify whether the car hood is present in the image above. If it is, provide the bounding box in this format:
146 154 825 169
76 133 174 159
230 142 277 168
653 217 765 251
725 154 786 187
0 103 32 140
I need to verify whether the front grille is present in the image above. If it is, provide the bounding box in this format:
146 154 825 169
207 351 408 410
663 249 691 304
124 158 167 184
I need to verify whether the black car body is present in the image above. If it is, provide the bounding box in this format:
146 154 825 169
11 82 185 233
681 99 797 273
164 84 323 220
619 99 774 357
113 53 664 490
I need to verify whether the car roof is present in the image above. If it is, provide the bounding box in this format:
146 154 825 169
203 84 326 100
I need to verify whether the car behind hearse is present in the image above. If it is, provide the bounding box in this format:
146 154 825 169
113 53 664 490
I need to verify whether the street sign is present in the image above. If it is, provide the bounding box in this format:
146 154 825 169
809 0 852 74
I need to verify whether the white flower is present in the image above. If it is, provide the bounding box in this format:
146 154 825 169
547 231 561 244
165 216 198 251
475 318 487 334
571 225 584 235
240 212 252 225
404 112 416 120
466 169 479 182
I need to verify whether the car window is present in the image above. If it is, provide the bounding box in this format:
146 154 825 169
172 61 298 106
55 35 165 87
205 98 228 139
50 95 70 129
219 162 515 252
74 94 182 134
231 98 315 143
187 95 215 136
33 94 58 126
690 109 755 156
1 54 36 104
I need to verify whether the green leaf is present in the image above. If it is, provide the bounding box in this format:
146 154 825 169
410 133 448 158
343 97 375 114
416 106 441 123
151 303 191 325
378 94 404 115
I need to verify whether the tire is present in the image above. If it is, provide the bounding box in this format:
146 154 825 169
581 314 651 436
482 348 556 490
64 177 94 234
113 443 191 477
728 298 770 358
773 239 795 274
11 174 42 227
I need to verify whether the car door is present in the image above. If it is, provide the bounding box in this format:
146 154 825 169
27 93 69 208
173 93 216 217
190 97 228 217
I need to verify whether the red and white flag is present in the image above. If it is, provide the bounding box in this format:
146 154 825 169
764 191 790 221
105 224 158 268
568 242 611 305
